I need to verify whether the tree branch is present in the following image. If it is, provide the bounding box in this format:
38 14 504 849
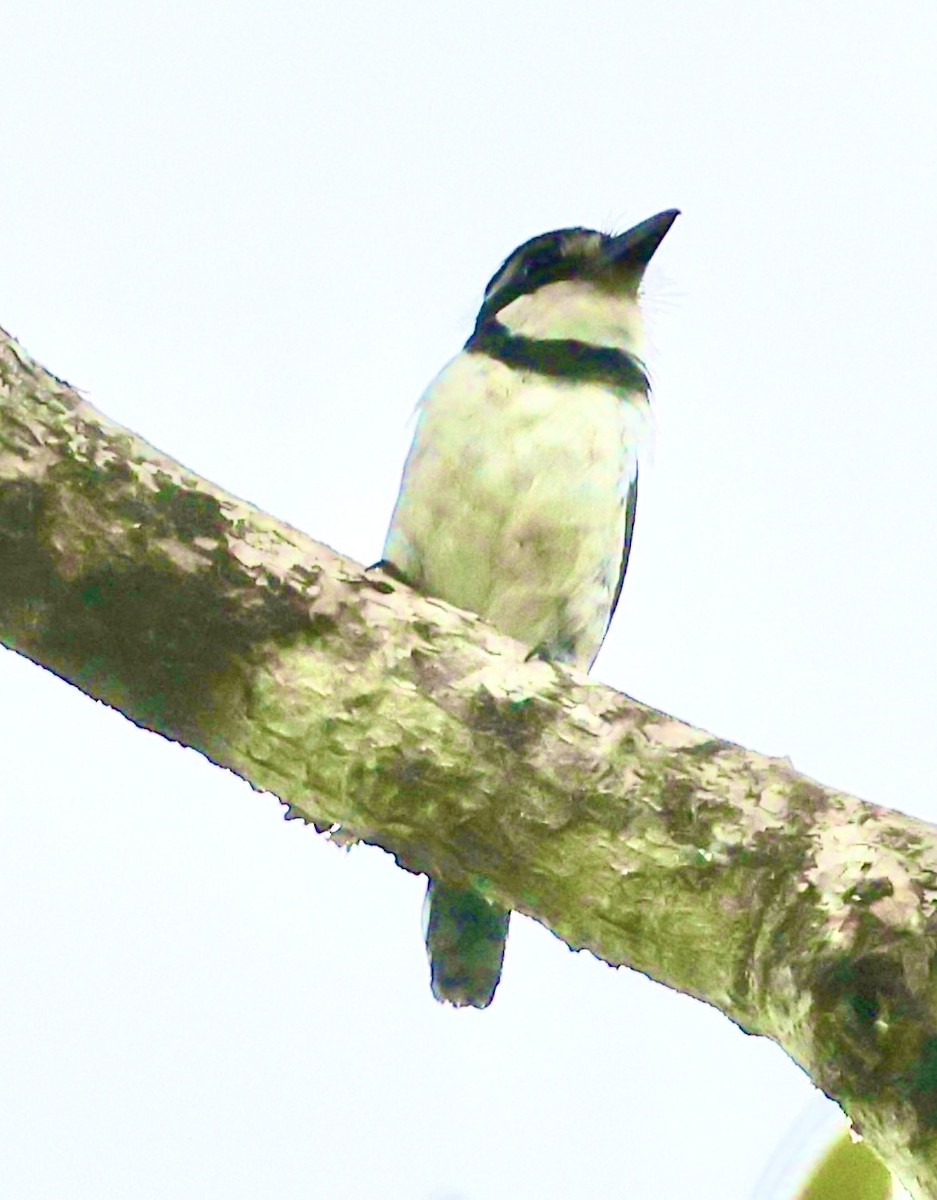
2 324 936 1195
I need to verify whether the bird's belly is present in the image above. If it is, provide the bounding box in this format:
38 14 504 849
384 357 648 668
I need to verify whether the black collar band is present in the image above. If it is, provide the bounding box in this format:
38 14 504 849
466 320 649 393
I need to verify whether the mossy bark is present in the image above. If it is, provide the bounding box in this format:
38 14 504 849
2 326 937 1195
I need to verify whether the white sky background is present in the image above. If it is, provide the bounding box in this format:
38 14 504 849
1 2 934 1197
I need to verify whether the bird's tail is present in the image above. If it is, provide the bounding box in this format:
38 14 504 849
423 879 510 1008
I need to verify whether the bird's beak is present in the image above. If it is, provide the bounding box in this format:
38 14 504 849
608 209 680 269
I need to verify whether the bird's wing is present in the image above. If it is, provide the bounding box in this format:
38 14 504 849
606 468 638 631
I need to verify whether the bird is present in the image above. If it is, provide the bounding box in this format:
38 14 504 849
381 209 679 1007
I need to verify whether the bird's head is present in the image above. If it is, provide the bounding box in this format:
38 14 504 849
473 209 679 355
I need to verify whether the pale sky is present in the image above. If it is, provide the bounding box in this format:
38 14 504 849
2 3 934 1197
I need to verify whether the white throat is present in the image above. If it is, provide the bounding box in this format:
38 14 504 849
496 278 647 357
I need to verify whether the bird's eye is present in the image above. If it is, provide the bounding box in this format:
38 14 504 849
517 250 556 280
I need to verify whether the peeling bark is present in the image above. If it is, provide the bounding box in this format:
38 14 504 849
2 326 936 1195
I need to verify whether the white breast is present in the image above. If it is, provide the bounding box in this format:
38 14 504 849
383 352 649 668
